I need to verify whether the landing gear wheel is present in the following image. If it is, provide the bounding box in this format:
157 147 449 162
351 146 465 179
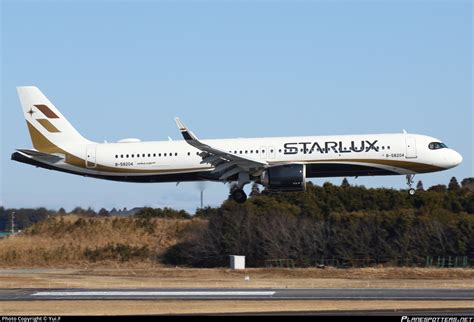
232 188 247 204
406 174 416 196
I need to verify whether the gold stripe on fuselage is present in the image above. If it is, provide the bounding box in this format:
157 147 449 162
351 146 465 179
269 159 444 173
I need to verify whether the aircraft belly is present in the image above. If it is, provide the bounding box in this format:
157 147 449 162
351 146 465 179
305 163 399 178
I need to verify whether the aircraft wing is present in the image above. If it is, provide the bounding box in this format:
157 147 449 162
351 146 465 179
175 118 268 180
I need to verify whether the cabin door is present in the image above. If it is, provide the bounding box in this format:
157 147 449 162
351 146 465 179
405 137 417 159
86 146 97 168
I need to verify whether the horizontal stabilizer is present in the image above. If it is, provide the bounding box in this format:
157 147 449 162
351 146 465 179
16 149 64 164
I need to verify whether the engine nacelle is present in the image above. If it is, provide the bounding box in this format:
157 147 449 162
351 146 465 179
260 164 306 192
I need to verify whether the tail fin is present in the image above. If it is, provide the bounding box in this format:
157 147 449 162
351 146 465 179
16 86 93 153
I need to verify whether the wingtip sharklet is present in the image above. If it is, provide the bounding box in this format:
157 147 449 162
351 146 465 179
174 117 196 141
174 117 186 131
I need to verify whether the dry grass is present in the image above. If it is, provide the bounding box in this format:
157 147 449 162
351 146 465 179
0 215 200 267
76 266 474 280
1 300 474 315
1 267 473 289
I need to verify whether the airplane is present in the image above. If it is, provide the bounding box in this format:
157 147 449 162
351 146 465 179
12 86 463 203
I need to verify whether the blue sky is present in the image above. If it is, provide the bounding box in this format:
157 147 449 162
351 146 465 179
1 1 472 213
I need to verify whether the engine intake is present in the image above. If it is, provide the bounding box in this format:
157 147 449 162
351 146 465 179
261 164 306 192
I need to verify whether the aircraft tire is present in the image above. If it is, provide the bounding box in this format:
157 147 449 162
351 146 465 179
232 189 247 204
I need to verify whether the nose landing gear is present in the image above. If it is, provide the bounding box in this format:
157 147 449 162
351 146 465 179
406 174 416 196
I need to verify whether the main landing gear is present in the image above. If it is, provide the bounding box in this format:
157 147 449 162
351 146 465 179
231 188 247 204
406 174 416 196
230 172 250 204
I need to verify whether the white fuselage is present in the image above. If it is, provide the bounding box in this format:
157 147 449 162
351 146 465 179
12 86 463 191
45 133 461 182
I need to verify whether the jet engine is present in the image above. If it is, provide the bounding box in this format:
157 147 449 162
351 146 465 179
260 164 306 192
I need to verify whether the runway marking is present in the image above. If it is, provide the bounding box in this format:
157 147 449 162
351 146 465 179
31 291 276 297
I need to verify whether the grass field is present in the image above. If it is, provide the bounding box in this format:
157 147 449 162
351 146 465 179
2 300 474 315
1 267 473 289
0 215 200 267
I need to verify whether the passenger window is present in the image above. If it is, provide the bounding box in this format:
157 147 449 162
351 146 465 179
126 154 129 158
187 152 190 156
175 153 177 156
164 153 167 157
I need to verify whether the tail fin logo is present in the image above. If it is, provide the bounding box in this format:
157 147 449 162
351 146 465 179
37 119 61 133
18 86 92 146
29 104 62 133
34 104 59 118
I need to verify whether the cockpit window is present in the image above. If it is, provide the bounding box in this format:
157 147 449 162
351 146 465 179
428 142 448 150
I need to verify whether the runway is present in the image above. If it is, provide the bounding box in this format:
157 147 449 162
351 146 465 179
1 288 473 301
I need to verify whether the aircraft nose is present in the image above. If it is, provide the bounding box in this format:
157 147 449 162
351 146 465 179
453 150 463 166
447 149 463 168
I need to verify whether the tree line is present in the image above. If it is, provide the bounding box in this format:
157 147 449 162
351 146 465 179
1 177 473 268
165 177 474 267
0 206 191 232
